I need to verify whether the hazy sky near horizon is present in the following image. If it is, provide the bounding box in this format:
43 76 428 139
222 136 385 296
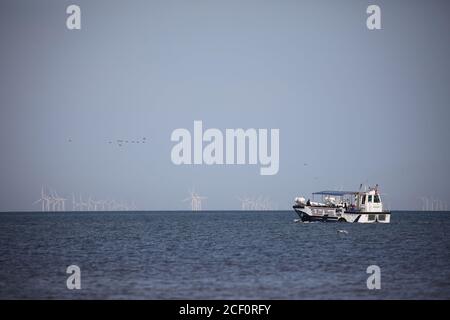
1 0 449 211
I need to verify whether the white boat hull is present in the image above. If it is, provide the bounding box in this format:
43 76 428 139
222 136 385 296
293 205 391 223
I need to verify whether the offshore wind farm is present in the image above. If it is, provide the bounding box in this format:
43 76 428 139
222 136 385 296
34 186 137 212
32 186 281 212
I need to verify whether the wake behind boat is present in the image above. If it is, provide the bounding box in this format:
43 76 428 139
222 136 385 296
293 185 391 223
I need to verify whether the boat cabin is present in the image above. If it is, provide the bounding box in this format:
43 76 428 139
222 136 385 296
298 186 384 213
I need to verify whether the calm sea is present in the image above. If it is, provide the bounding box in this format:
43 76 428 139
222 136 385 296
0 211 449 299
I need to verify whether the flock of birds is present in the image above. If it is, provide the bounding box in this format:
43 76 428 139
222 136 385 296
68 137 148 147
109 137 147 147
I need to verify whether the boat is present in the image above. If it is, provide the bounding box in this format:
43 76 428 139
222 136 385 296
293 185 391 223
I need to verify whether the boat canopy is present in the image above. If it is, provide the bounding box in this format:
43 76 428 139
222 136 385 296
312 191 359 196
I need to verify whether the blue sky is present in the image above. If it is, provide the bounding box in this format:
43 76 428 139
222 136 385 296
0 0 449 210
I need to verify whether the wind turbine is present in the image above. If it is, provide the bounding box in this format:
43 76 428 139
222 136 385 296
255 196 265 210
119 200 128 211
48 189 59 211
91 199 102 211
72 193 76 211
108 199 117 211
34 186 50 212
183 190 197 211
237 196 252 210
183 189 206 211
78 195 88 211
51 189 66 211
87 196 95 211
101 200 107 211
262 196 273 211
419 197 426 211
249 197 257 210
194 194 207 210
72 193 83 211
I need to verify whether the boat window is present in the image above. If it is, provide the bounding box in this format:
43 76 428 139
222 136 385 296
368 195 373 203
374 195 380 203
362 195 366 204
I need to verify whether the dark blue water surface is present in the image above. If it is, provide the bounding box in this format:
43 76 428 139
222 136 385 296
0 211 449 299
